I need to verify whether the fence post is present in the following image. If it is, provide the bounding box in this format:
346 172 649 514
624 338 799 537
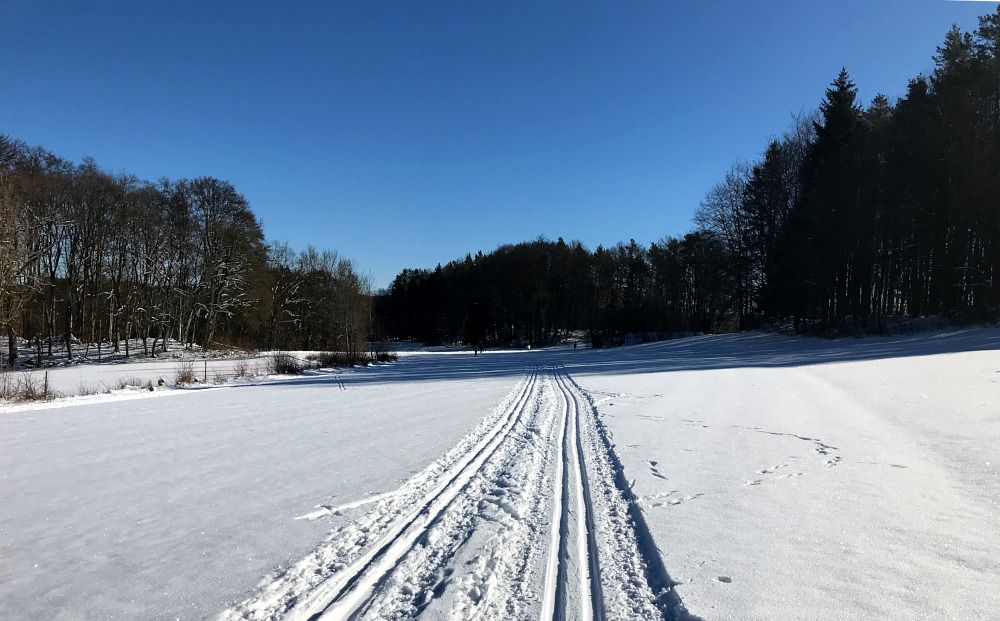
204 360 208 383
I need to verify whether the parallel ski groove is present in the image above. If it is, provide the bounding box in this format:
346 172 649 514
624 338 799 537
220 366 690 621
539 369 569 621
557 370 605 621
541 367 605 621
287 370 539 621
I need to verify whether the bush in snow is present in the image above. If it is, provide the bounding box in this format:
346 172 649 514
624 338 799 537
305 350 398 368
0 370 57 402
232 357 251 378
267 353 307 375
175 361 199 385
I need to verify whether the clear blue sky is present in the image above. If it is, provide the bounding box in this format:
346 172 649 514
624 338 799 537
1 1 991 288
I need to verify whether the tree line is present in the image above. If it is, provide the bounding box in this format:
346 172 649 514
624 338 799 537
378 234 737 348
0 138 372 366
4 10 998 358
380 10 1000 346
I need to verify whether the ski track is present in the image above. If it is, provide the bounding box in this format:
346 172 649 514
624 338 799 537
558 371 604 621
218 367 687 621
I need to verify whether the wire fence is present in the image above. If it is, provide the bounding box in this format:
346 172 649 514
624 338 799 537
1 350 360 402
184 353 347 390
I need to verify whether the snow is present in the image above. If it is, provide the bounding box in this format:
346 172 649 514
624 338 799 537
0 365 518 621
6 354 269 397
573 330 1000 620
2 328 998 620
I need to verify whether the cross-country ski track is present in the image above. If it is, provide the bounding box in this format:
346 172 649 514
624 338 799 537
219 367 684 621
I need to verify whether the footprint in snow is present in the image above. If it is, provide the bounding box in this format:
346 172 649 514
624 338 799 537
642 490 679 507
649 493 702 508
775 472 803 479
648 460 667 480
682 418 710 428
716 576 732 584
756 463 788 475
665 493 703 506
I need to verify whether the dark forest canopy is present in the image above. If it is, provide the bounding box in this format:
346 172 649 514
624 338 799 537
377 235 732 347
380 10 1000 346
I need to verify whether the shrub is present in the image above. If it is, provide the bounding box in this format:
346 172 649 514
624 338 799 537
113 376 147 390
267 352 307 375
371 351 398 363
77 381 100 396
304 350 398 367
369 341 398 363
305 351 355 367
175 361 198 385
233 356 250 378
0 371 57 403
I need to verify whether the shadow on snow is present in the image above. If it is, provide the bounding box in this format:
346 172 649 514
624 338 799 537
246 327 1000 390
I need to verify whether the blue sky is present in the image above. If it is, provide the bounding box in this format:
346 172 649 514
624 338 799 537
1 1 992 287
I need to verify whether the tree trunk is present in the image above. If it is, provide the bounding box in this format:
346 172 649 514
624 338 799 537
47 291 54 357
64 300 73 361
184 310 197 349
6 326 16 368
110 300 119 353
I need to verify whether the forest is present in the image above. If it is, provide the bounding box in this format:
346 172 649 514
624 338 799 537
380 11 1000 346
2 10 999 360
0 142 373 365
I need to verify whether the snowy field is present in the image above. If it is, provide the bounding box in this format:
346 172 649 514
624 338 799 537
2 329 999 620
3 349 308 401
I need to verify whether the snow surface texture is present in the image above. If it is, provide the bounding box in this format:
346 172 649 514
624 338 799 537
2 329 999 620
